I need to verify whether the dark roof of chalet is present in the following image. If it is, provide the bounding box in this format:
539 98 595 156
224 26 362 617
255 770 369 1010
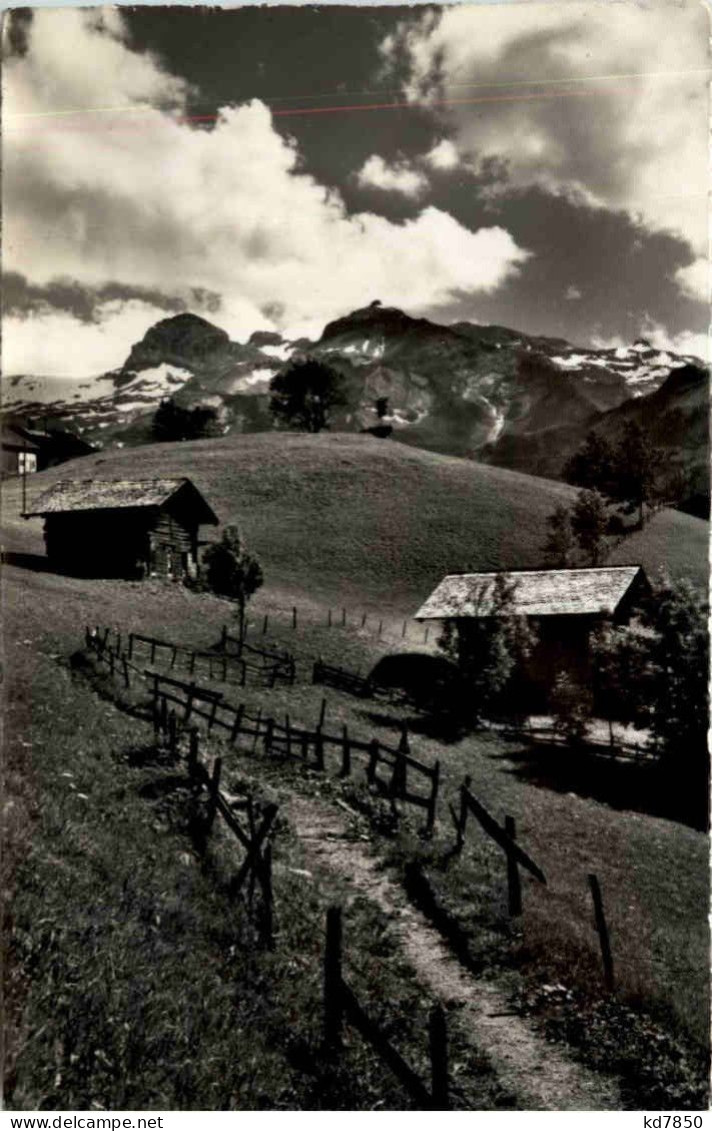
415 566 647 620
25 477 218 524
2 424 41 450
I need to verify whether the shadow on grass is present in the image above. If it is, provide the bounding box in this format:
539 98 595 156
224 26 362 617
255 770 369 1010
493 743 708 831
1 550 53 573
357 706 475 746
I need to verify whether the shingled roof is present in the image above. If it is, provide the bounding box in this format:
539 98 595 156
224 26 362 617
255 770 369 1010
25 477 218 524
415 566 647 620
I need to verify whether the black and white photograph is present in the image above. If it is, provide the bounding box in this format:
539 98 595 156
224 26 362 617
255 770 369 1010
1 0 710 1115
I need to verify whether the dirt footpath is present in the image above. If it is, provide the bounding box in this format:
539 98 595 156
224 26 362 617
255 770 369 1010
285 793 623 1112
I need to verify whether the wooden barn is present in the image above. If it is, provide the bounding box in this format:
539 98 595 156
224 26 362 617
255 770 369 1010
25 477 219 580
415 566 650 702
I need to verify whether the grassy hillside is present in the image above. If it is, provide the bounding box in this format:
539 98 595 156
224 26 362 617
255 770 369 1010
5 433 707 608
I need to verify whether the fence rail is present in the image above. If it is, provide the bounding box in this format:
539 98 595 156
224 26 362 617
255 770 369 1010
324 905 448 1109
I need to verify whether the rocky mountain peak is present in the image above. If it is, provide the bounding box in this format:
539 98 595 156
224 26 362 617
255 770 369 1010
124 312 230 372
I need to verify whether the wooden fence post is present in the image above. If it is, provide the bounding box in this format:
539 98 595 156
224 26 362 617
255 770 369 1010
122 657 130 689
425 761 440 836
230 704 244 745
424 626 430 644
128 633 134 660
341 607 346 626
221 624 227 652
286 714 291 758
150 640 157 664
188 728 199 779
261 843 274 949
264 718 274 755
314 726 325 772
160 694 168 738
402 619 407 638
378 619 383 638
328 608 332 628
399 725 410 755
319 697 327 730
505 816 522 917
361 612 367 628
292 606 297 630
588 873 614 992
367 739 379 785
340 724 351 778
324 906 343 1053
251 707 263 753
263 613 269 635
205 756 222 837
429 1005 449 1110
168 710 178 759
184 683 196 725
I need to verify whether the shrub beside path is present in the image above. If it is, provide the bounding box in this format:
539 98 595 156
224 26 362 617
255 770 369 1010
285 792 623 1111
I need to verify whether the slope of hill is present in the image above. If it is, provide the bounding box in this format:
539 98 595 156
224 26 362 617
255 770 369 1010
8 433 707 604
4 307 703 472
482 363 710 518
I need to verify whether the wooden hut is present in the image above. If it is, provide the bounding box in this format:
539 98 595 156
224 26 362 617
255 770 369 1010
415 566 650 701
25 477 218 580
2 424 41 477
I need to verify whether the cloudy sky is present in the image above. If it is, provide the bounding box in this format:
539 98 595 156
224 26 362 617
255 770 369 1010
3 2 709 377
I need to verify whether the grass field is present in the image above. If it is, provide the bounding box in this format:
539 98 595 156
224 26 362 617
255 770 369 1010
4 433 708 609
3 433 709 1109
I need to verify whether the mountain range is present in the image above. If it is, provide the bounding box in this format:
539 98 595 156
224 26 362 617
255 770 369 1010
3 303 708 515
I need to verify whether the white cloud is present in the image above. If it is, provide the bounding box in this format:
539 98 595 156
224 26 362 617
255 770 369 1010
381 3 709 256
356 154 429 197
3 9 529 375
675 257 709 302
3 299 180 378
593 321 709 363
424 139 460 171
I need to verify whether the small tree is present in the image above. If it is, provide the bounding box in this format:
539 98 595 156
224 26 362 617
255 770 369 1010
439 573 536 721
571 489 609 565
269 357 348 433
543 503 575 566
565 431 616 496
590 624 651 746
152 397 220 442
550 672 592 747
202 526 264 640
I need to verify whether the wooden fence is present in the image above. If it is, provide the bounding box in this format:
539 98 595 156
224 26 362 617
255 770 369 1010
449 775 546 916
149 670 440 836
153 700 277 945
89 625 295 688
85 627 616 993
323 906 449 1109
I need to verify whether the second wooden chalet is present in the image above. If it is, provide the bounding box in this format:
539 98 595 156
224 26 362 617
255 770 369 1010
415 565 651 696
25 477 218 580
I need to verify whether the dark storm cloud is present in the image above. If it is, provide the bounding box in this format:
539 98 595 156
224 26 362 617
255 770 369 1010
419 179 707 345
3 272 190 322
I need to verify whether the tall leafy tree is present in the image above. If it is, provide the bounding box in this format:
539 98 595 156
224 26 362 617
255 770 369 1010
269 357 348 433
571 488 609 565
202 526 264 641
611 420 666 529
564 431 616 496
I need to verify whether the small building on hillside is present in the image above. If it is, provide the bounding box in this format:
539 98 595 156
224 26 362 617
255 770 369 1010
25 477 219 580
414 566 650 701
1 424 42 477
